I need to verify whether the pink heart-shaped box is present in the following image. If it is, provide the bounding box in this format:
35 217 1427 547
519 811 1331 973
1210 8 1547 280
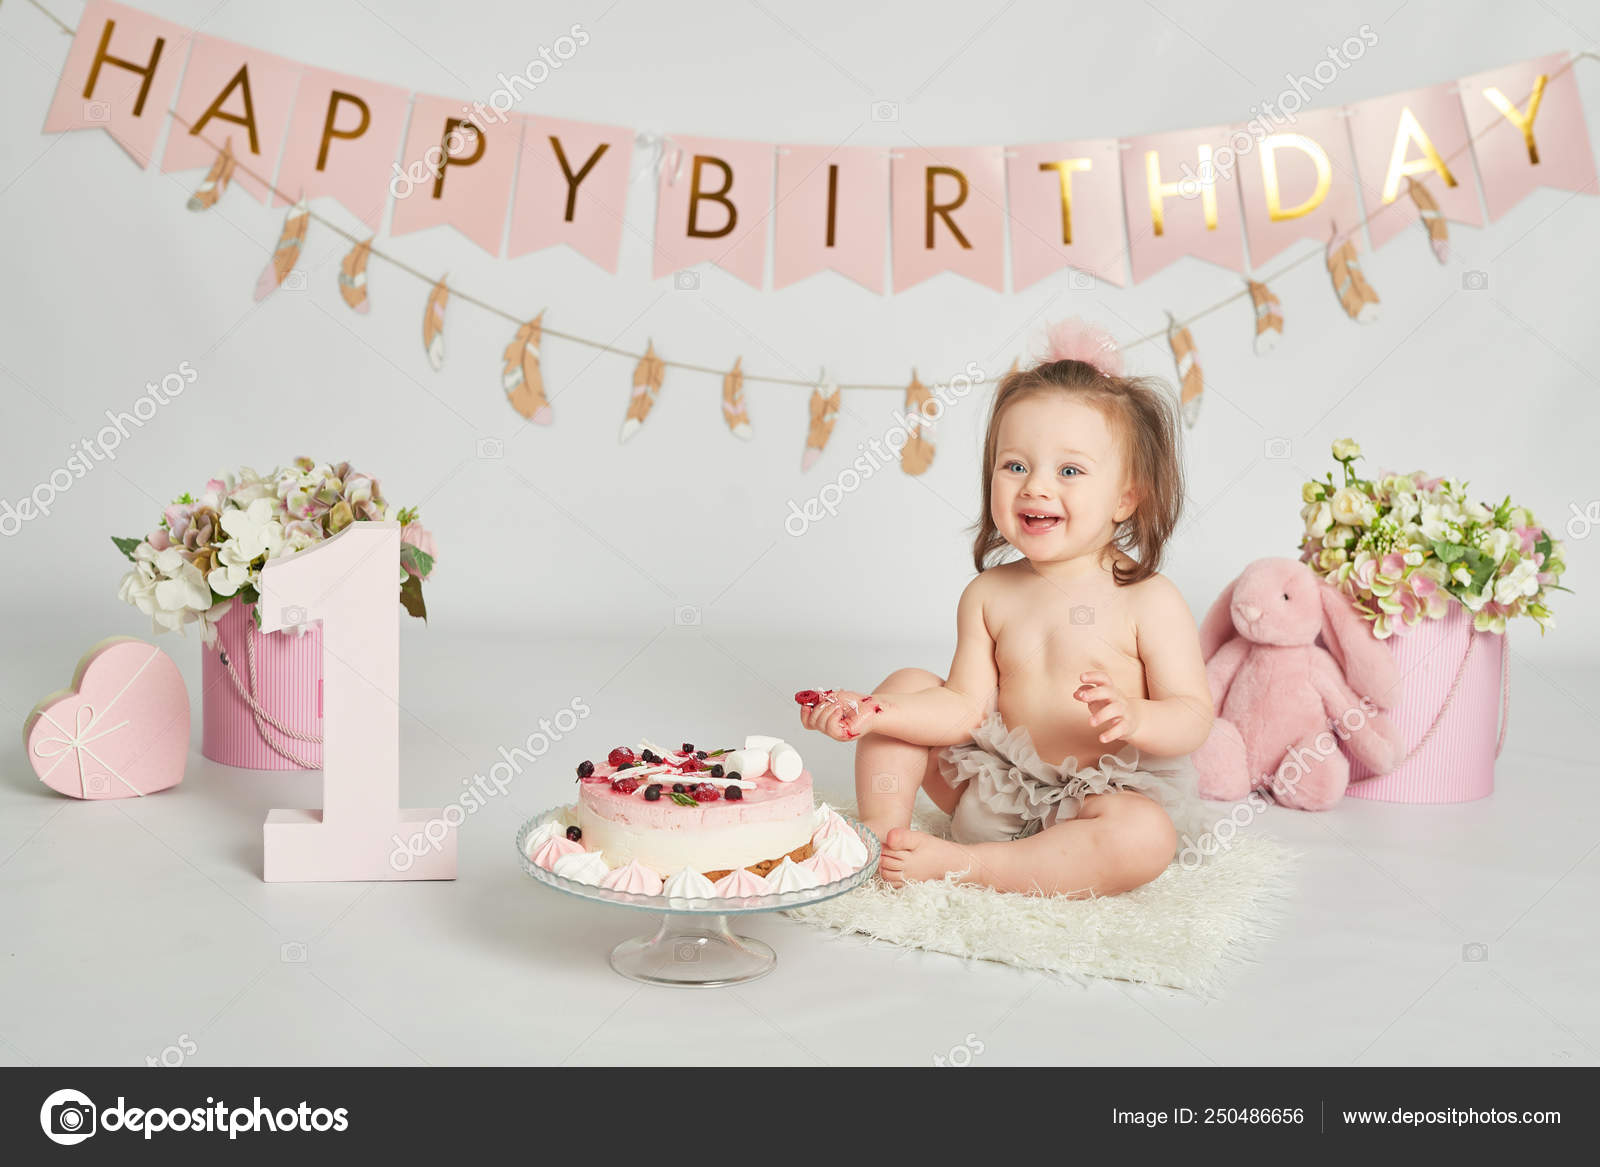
23 637 189 799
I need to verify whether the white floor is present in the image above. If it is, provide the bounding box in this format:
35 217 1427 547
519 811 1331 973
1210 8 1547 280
1 626 1595 1067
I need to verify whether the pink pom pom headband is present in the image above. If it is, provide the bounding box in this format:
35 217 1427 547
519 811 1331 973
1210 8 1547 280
1038 318 1124 379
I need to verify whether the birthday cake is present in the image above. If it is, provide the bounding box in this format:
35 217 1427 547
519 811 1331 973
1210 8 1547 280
522 735 871 898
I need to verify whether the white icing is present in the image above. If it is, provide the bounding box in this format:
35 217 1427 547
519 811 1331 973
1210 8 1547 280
713 867 771 898
663 867 716 900
767 856 820 893
523 819 565 856
551 849 610 885
815 827 868 869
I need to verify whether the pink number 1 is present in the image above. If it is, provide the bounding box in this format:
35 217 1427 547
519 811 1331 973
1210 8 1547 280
257 522 457 882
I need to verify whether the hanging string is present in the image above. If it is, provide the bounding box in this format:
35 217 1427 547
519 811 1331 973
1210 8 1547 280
28 1 1596 389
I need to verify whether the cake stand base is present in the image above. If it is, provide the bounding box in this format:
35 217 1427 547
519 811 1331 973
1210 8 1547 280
609 912 777 987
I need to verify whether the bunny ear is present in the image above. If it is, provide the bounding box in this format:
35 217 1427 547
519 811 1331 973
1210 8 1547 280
1198 575 1238 659
1318 581 1399 706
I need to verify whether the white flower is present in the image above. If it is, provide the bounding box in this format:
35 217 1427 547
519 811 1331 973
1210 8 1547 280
1465 499 1493 524
1482 528 1515 564
1329 487 1374 527
207 499 283 597
1451 565 1473 586
1494 558 1539 605
1390 490 1421 524
1332 438 1362 461
117 558 158 614
1304 500 1333 539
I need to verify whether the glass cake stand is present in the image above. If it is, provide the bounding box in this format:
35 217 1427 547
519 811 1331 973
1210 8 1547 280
517 806 880 987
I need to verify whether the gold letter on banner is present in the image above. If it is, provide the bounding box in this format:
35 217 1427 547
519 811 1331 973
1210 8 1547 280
1038 158 1092 244
431 118 486 198
317 91 372 171
190 65 261 155
1380 108 1457 203
925 166 972 249
83 19 165 116
687 155 737 239
549 137 609 222
1260 133 1332 221
1481 77 1548 165
1146 147 1217 236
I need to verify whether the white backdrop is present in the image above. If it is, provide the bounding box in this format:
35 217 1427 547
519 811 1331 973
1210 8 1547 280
3 0 1597 691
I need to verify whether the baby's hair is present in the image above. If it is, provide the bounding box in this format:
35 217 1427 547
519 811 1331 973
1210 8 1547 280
973 349 1184 585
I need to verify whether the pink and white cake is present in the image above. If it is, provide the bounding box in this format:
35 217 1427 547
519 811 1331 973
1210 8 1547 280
523 735 871 895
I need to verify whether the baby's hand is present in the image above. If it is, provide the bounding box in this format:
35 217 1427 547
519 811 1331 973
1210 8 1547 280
1074 671 1144 745
796 689 882 742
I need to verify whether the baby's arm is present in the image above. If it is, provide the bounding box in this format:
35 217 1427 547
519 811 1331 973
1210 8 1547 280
804 576 996 747
1078 575 1214 756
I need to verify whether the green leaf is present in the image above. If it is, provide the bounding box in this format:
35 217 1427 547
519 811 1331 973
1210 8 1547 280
399 544 434 579
1432 541 1467 564
111 535 142 561
668 792 698 807
1535 534 1553 558
399 574 428 622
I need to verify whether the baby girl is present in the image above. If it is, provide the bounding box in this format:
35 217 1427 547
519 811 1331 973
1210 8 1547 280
798 321 1215 897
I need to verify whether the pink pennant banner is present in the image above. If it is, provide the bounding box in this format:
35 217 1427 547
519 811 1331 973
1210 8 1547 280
1460 52 1597 223
159 33 300 203
43 0 191 168
507 116 635 272
891 146 1006 292
653 135 774 288
1121 124 1247 284
274 66 411 231
1237 107 1365 268
1346 81 1484 252
773 144 888 293
389 94 520 255
1006 137 1126 289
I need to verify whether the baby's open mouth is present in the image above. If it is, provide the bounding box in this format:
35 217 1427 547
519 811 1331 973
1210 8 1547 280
1019 511 1061 533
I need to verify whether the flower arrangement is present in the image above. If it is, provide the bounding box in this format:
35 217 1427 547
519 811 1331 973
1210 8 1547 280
1299 440 1565 638
113 458 437 644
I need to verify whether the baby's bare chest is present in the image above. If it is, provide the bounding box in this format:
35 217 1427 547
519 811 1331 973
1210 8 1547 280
991 593 1141 682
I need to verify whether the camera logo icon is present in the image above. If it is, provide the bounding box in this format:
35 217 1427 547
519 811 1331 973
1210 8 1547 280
1068 269 1095 291
476 437 504 460
283 270 308 292
1069 605 1095 626
280 941 308 963
871 101 899 122
674 271 700 291
1264 437 1292 460
83 101 111 123
872 773 899 793
85 775 109 794
1462 270 1488 291
40 1089 96 1145
674 939 702 963
1462 942 1489 962
674 605 701 627
281 605 307 627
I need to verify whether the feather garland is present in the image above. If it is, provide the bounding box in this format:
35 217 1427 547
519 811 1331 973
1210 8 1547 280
1166 313 1203 428
501 313 551 424
620 342 664 443
721 358 752 440
423 276 449 370
900 371 936 476
187 136 236 212
802 372 840 471
1405 176 1449 264
253 196 307 301
338 237 373 314
1247 279 1282 354
1326 223 1381 323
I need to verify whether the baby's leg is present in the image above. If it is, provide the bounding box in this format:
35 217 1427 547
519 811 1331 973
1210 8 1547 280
882 791 1177 897
855 667 962 841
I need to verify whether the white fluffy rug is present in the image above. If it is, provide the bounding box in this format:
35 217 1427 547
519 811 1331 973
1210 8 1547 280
787 804 1296 996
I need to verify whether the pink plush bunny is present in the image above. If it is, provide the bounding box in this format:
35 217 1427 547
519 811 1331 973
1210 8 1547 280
1191 557 1405 810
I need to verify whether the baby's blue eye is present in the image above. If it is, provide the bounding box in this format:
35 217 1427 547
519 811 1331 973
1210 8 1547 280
1004 461 1026 473
1059 466 1083 477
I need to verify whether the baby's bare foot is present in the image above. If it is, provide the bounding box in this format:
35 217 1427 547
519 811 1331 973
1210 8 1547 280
880 828 977 887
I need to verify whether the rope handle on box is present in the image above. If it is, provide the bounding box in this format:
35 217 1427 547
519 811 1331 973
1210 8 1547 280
1350 626 1510 782
216 619 323 770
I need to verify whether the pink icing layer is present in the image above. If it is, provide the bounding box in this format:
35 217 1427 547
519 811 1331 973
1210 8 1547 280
580 763 814 831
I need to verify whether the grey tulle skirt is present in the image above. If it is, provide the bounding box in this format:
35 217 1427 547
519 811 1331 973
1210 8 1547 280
937 711 1212 845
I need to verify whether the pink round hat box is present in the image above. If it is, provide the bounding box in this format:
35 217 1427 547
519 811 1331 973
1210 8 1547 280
201 599 323 770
